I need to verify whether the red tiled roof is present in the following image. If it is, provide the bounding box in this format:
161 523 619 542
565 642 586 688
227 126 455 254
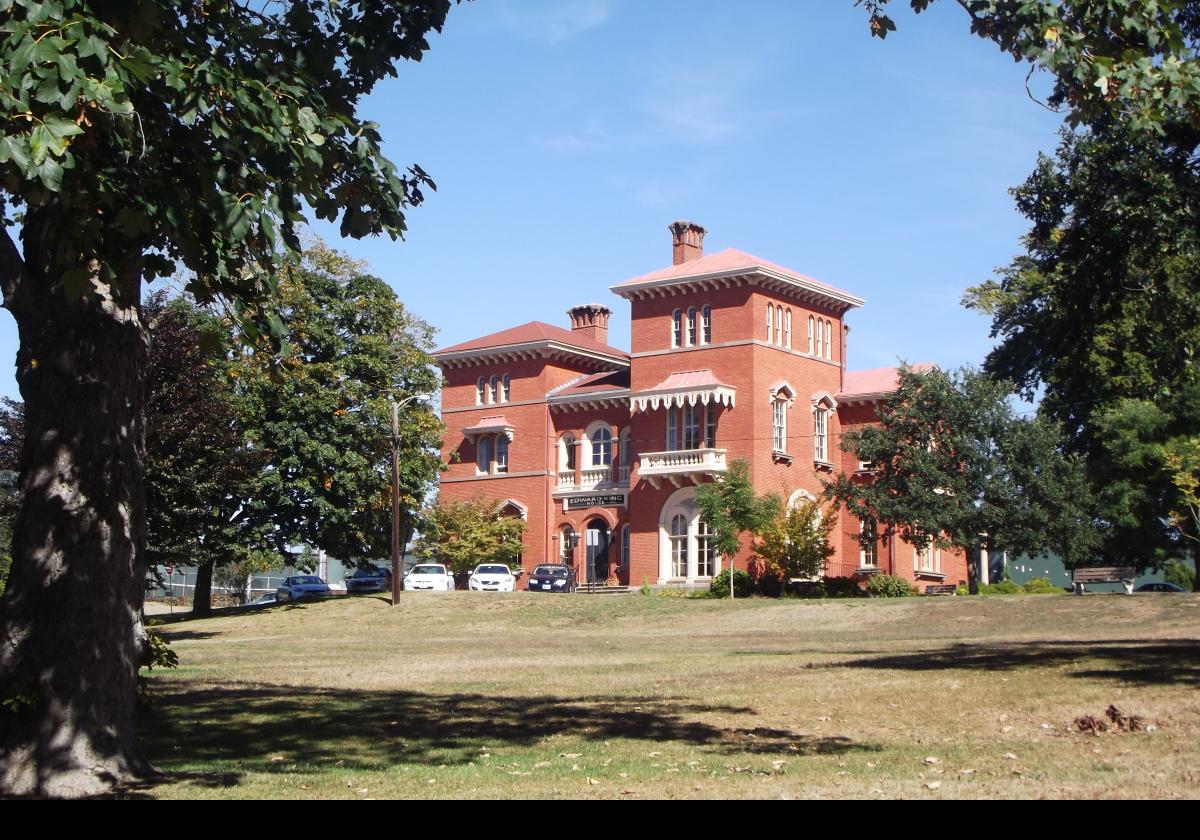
614 248 857 300
463 415 513 432
644 369 734 391
839 364 935 398
550 370 631 399
434 321 629 360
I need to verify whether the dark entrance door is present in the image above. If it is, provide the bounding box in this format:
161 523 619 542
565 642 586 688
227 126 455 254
585 521 610 585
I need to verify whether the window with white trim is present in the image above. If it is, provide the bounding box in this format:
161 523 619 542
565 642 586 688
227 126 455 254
815 319 823 358
670 514 688 577
666 406 679 451
495 435 509 473
808 315 815 354
813 406 829 463
476 377 485 405
825 319 833 359
860 519 878 568
591 426 613 467
560 434 576 472
784 309 792 349
560 525 574 565
477 436 492 474
489 375 499 403
619 428 632 474
683 404 701 450
502 374 511 402
672 309 682 348
915 544 941 574
766 303 774 344
702 305 712 344
775 306 783 346
695 519 715 577
687 307 697 346
773 398 787 452
704 405 717 448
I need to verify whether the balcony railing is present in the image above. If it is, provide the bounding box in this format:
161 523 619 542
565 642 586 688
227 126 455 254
637 448 727 488
555 465 631 492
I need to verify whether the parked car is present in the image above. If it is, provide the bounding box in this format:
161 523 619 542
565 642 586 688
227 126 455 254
527 563 576 593
275 575 332 602
468 564 516 592
404 564 455 592
1134 582 1187 593
345 566 393 594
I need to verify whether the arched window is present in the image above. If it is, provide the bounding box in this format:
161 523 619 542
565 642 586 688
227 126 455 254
477 436 492 474
702 305 712 344
560 434 576 472
766 303 774 344
495 436 509 473
784 309 792 349
476 377 486 405
687 307 697 346
775 306 783 346
808 315 814 354
621 524 631 569
825 319 833 359
672 309 682 348
815 319 823 358
670 514 688 578
560 525 575 565
489 374 498 403
696 520 715 578
590 426 613 467
502 373 511 402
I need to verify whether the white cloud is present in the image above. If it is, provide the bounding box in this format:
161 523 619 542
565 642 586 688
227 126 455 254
496 0 611 45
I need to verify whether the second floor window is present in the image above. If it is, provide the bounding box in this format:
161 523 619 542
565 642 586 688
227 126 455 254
591 427 612 467
477 436 492 473
773 399 787 452
683 404 701 449
813 406 829 463
495 436 509 473
667 406 679 451
705 405 717 447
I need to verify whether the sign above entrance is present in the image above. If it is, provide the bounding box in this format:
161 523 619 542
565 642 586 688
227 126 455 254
564 493 626 511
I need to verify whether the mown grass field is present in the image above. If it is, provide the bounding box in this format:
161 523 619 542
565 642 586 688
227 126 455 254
136 591 1200 799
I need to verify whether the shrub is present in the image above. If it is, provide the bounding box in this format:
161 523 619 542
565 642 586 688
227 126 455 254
824 576 867 598
866 574 915 598
710 568 754 599
1022 577 1061 594
955 584 969 596
979 580 1023 595
756 572 785 598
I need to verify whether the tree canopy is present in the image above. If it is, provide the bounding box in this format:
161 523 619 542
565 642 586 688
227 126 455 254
827 367 1098 587
414 496 526 576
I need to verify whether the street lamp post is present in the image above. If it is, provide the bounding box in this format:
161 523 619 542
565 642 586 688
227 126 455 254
390 393 430 607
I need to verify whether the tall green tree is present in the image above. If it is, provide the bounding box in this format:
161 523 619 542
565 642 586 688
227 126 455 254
143 292 268 616
0 0 453 796
232 241 443 564
827 367 1098 591
753 495 836 584
695 460 779 598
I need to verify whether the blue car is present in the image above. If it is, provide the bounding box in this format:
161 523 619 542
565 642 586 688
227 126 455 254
346 566 393 594
275 575 332 602
526 564 576 593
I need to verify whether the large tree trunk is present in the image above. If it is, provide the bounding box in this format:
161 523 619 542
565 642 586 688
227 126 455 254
191 557 214 617
0 224 151 797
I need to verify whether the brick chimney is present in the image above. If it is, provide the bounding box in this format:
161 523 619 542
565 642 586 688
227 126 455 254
669 220 706 265
567 303 612 345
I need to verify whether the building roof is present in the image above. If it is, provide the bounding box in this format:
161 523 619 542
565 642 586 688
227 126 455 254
549 369 631 399
611 248 864 310
631 369 737 413
435 321 628 358
461 415 516 440
839 364 936 401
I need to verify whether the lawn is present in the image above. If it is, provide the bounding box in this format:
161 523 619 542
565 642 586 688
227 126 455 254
136 592 1200 799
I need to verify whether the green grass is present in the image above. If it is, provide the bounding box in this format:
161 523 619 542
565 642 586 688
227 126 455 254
136 592 1200 799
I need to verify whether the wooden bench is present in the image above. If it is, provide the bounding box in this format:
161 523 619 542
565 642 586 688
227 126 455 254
924 584 957 596
1071 566 1137 596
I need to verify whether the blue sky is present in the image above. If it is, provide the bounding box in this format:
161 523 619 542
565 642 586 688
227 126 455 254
0 1 1068 400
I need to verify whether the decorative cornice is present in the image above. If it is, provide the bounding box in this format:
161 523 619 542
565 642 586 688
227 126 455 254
433 340 630 372
611 267 864 313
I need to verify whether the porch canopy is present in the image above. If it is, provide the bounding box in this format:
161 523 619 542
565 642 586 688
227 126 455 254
461 415 516 441
630 369 736 413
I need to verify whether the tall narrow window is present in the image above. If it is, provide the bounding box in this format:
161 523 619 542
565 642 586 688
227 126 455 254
501 374 511 402
695 520 715 578
860 519 878 568
477 436 492 473
621 524 631 569
915 545 940 574
825 319 833 359
495 436 509 473
670 514 688 577
704 405 717 448
808 316 815 354
476 377 486 405
683 404 701 449
773 399 787 452
489 374 499 403
591 427 613 467
766 304 774 344
667 406 679 451
562 434 576 472
813 407 829 463
784 309 792 349
702 305 712 344
815 319 823 358
672 309 682 348
687 307 697 346
619 429 632 477
775 306 783 346
560 525 574 565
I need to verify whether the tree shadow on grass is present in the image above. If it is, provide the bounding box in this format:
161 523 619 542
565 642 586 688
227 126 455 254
815 639 1200 686
135 684 875 791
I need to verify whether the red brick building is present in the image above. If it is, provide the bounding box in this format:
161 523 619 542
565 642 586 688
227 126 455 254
433 222 967 589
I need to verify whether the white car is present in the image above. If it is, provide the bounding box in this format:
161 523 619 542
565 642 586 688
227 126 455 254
403 563 455 591
468 564 516 592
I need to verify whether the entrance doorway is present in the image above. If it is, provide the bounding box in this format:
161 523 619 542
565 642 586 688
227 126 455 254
585 520 610 584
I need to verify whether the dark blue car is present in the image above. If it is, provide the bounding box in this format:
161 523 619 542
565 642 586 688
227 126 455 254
346 566 393 594
526 564 576 593
275 575 331 602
